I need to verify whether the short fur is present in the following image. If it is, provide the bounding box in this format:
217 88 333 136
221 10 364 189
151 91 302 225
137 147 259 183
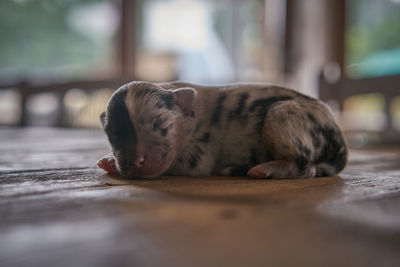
100 81 348 179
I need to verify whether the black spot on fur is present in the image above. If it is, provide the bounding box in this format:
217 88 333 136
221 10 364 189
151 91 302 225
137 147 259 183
189 153 200 169
159 93 174 109
310 128 322 151
155 101 164 109
198 132 210 143
228 93 249 122
307 113 318 124
235 93 249 114
249 96 292 112
248 96 292 129
228 165 251 176
160 128 168 136
105 86 137 151
211 93 228 125
103 86 138 176
295 138 311 157
315 125 348 174
335 150 348 173
295 157 311 175
307 114 323 154
190 111 196 117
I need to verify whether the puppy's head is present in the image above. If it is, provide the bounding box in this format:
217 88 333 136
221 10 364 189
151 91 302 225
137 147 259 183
100 81 197 178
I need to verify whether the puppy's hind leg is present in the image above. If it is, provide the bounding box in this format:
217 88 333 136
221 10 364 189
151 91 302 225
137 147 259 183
252 100 318 179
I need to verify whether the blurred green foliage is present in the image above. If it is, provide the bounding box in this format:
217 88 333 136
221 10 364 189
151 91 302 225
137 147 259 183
346 0 400 77
0 0 113 80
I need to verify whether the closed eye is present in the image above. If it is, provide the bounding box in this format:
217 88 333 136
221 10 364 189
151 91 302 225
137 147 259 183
152 116 168 130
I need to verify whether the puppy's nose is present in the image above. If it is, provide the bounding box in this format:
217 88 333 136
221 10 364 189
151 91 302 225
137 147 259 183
134 155 145 169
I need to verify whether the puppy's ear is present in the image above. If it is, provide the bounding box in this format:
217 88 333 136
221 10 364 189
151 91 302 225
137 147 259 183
172 88 197 116
99 111 107 129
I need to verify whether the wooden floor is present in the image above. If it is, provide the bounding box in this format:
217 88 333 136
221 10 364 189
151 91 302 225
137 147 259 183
1 127 400 267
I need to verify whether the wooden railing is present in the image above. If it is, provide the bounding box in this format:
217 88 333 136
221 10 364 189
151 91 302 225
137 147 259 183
319 72 400 143
0 78 135 127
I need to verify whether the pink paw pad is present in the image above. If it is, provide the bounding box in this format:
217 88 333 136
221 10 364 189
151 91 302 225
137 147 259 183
247 165 269 178
97 156 119 175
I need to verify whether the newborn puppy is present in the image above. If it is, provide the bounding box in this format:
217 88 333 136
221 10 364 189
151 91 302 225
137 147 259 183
98 81 347 179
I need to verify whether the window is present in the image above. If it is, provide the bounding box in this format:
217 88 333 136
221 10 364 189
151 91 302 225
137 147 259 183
135 0 265 83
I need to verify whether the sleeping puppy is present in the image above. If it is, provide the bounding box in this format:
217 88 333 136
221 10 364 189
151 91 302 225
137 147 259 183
97 81 347 179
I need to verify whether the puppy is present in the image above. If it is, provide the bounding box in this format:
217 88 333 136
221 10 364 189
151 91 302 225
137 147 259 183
97 81 347 179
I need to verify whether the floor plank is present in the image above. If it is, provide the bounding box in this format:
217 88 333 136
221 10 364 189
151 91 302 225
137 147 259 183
0 127 399 267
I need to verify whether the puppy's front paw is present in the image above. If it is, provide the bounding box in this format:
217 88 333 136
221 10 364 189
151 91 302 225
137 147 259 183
97 156 119 175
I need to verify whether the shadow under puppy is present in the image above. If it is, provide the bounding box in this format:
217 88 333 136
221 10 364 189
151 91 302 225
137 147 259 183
98 81 347 179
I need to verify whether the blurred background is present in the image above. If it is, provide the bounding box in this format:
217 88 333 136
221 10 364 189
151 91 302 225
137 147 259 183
0 0 399 147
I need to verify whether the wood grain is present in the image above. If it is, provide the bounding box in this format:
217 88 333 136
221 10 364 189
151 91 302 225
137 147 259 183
0 127 399 267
